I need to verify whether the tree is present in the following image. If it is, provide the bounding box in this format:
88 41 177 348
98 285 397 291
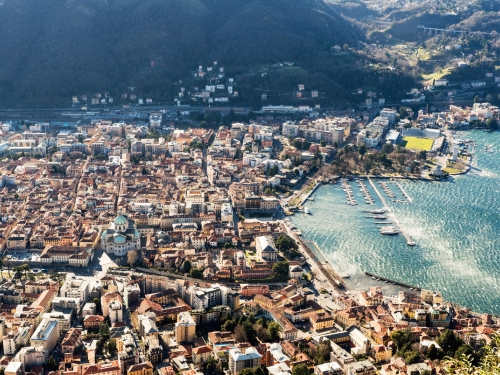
426 344 439 360
238 369 254 375
21 264 30 278
382 143 394 154
243 320 257 343
93 297 102 315
418 150 427 160
437 329 463 357
315 340 332 365
455 344 474 359
99 322 110 341
474 94 481 103
234 325 246 342
443 334 500 374
275 234 297 252
48 356 58 371
358 145 367 156
13 266 22 279
78 134 85 143
268 164 279 177
404 350 420 364
205 356 216 371
108 339 117 353
222 319 236 332
268 322 281 341
292 364 310 375
399 106 409 119
272 261 290 282
142 167 148 175
182 260 192 273
189 268 203 279
127 250 138 266
263 188 274 196
320 140 326 147
391 329 413 352
486 117 498 129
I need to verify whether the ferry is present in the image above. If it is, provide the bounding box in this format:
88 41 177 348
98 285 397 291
379 226 399 235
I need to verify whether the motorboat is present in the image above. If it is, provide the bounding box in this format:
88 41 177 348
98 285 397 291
379 226 399 235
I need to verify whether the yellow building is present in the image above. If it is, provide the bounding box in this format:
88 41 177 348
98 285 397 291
334 310 357 328
309 313 335 332
128 362 154 375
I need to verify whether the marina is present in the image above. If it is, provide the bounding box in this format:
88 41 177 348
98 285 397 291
341 178 358 205
357 178 376 205
290 130 500 313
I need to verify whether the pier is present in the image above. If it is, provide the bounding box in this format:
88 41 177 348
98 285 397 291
365 271 422 291
367 177 416 246
394 180 413 203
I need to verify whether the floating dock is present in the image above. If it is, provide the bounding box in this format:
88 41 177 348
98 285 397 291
364 271 422 291
367 177 417 246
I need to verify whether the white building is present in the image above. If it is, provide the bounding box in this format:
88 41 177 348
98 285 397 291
42 310 72 332
282 122 299 137
289 265 303 279
220 203 233 226
101 292 124 324
31 319 60 352
4 362 22 375
3 327 31 355
51 297 82 314
379 109 398 125
82 302 96 316
60 274 90 301
314 362 343 375
228 347 262 375
15 346 48 369
101 211 141 256
255 235 278 262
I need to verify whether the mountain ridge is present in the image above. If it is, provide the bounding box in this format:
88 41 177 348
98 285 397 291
0 0 363 105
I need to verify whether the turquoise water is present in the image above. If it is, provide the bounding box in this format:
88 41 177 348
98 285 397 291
292 130 500 313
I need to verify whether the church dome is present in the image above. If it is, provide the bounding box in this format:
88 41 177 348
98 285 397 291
113 234 126 244
114 211 127 226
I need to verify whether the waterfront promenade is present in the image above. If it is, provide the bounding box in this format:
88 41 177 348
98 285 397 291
283 220 345 295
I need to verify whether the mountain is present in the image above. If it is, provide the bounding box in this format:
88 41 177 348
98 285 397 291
0 0 363 106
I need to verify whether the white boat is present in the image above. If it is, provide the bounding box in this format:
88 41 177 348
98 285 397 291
379 226 399 235
370 209 385 214
304 207 311 215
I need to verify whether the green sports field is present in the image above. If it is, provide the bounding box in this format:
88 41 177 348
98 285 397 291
402 136 434 151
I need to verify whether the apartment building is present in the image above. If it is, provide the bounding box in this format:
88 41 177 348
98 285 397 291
175 312 196 344
31 319 60 352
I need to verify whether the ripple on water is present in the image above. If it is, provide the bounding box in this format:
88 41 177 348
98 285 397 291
292 130 500 313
